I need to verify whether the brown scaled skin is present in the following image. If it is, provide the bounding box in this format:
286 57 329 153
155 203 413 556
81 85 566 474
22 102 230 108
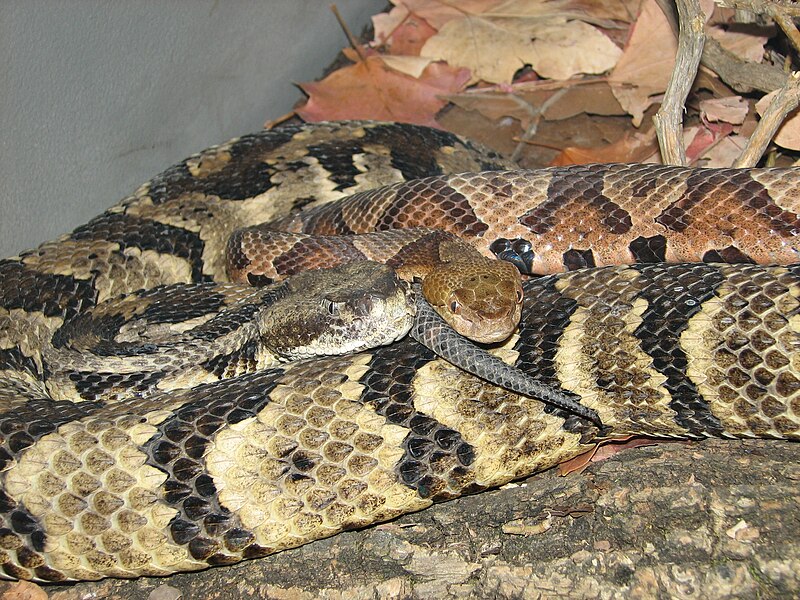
421 241 524 344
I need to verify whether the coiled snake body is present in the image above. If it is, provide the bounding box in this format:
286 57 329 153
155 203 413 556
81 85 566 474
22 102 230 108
0 121 798 582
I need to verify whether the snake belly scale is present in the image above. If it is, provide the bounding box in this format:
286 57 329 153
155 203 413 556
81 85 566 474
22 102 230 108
0 121 798 582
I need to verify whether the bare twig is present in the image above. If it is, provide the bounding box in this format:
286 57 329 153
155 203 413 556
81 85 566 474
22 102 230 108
772 9 800 54
682 0 788 93
733 71 800 167
715 0 800 19
701 37 788 93
653 0 707 165
712 0 800 81
718 0 800 53
510 88 568 163
331 4 367 62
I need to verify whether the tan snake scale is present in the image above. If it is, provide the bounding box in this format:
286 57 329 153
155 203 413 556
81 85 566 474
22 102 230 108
0 121 798 582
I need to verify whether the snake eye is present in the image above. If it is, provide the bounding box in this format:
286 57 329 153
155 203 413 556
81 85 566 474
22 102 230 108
449 298 461 314
515 288 524 304
321 298 340 316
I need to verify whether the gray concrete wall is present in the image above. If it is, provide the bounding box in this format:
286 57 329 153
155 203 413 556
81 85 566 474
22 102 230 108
0 1 381 257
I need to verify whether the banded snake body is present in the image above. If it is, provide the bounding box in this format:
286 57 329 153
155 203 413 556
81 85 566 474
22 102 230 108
0 121 798 582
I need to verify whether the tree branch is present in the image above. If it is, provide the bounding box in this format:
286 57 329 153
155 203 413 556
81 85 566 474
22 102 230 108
654 0 707 165
734 70 800 166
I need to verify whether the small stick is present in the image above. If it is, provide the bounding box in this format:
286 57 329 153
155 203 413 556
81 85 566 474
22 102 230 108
653 0 707 166
734 71 800 167
716 0 800 19
772 9 800 54
331 4 367 62
705 0 796 92
510 88 568 163
717 0 800 53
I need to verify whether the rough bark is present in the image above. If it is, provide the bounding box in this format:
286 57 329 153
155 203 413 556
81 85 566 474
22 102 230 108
10 439 797 600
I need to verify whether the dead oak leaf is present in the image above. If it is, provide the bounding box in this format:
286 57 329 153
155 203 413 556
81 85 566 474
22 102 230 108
422 15 620 83
297 51 470 128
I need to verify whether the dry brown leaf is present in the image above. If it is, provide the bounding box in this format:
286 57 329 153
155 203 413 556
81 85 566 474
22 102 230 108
422 15 620 83
609 0 677 126
446 91 540 129
477 0 572 21
0 581 48 600
699 96 748 125
373 4 410 44
610 0 715 126
527 20 622 80
549 128 658 165
382 55 434 78
446 81 624 130
708 24 771 63
557 446 599 475
558 437 660 476
297 50 470 128
485 0 630 25
755 90 800 151
589 438 662 459
696 134 747 167
684 122 735 163
567 0 643 22
421 15 543 84
695 68 738 99
372 4 439 55
394 0 506 30
541 81 626 119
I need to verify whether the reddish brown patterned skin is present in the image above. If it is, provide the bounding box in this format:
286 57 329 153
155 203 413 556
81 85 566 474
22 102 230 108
270 164 800 275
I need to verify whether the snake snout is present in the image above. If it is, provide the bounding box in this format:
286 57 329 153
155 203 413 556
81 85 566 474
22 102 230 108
439 286 523 344
350 293 374 316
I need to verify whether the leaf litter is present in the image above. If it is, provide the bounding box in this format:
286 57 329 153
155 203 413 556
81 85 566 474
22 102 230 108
290 0 798 169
